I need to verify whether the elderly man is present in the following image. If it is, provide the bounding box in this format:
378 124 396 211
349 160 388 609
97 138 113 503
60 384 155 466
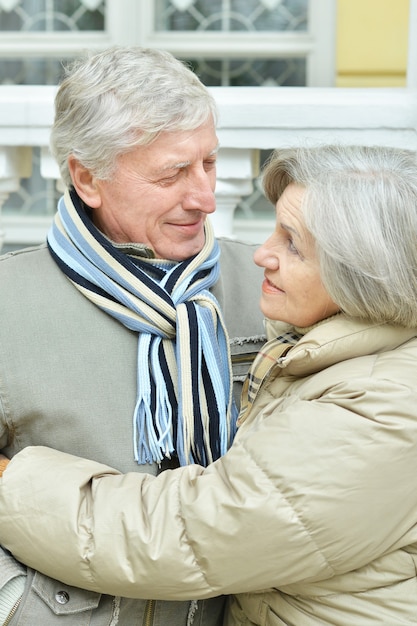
0 47 264 626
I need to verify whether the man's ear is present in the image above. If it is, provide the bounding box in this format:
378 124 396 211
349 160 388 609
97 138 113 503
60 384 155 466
68 156 102 208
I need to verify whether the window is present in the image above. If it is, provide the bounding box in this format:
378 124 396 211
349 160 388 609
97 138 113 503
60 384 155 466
0 0 336 248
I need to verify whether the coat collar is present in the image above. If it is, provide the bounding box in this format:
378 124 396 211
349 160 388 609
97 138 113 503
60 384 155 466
274 315 417 377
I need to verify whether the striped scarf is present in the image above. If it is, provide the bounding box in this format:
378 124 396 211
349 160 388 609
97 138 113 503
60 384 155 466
47 189 237 467
238 330 301 426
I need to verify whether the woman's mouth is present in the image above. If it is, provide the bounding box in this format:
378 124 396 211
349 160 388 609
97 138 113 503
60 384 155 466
262 277 284 295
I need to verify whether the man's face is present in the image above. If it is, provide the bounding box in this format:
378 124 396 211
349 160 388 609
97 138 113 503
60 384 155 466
89 119 218 261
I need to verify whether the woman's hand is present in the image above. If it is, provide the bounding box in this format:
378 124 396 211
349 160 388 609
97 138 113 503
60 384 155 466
0 454 10 477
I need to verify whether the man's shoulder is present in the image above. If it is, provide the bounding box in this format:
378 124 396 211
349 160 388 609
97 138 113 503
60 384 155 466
213 236 264 337
217 236 259 252
216 236 262 284
217 236 259 269
0 243 49 267
0 244 61 290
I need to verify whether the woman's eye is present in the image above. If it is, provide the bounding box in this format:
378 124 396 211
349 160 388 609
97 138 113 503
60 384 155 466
288 238 298 253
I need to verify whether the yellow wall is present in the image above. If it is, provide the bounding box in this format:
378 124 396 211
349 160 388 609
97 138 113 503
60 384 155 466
336 0 410 86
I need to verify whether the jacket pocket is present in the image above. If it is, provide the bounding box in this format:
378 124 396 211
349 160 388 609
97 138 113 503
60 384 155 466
13 570 102 624
32 571 101 615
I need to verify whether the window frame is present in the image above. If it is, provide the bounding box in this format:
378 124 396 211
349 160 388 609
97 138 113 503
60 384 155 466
128 0 336 87
0 0 337 86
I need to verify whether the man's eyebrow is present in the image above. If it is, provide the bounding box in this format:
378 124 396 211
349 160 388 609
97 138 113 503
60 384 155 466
208 144 220 156
159 144 220 173
160 160 191 172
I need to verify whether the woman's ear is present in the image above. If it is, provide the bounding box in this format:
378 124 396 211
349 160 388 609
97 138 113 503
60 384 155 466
68 156 102 208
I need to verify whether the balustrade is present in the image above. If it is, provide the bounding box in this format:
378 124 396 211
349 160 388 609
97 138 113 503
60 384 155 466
0 85 417 248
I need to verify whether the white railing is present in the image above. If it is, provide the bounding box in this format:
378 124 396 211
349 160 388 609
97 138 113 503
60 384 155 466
1 85 417 247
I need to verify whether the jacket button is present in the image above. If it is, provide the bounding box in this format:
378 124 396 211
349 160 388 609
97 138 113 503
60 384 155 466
55 590 70 604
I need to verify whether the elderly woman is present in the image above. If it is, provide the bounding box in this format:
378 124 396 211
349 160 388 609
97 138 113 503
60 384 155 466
2 144 417 625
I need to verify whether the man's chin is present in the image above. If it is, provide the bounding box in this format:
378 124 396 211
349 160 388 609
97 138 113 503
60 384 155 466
154 243 202 262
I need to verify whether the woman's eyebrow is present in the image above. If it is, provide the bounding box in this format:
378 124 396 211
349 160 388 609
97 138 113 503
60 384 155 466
280 221 300 239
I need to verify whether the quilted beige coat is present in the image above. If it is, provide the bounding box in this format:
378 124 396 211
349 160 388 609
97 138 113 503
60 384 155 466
2 315 417 625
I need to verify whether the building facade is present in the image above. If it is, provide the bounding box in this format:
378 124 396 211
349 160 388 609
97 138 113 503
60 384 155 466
0 0 415 247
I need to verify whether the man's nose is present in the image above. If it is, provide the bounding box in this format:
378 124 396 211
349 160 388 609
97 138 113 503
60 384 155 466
183 171 216 214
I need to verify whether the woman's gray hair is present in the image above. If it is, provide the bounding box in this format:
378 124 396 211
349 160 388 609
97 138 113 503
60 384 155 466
262 145 417 327
51 46 218 187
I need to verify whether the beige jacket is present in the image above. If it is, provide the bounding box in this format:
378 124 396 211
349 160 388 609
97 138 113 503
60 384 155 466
2 316 417 625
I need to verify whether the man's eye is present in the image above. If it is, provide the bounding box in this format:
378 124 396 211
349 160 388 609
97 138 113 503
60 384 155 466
159 173 179 185
204 159 217 170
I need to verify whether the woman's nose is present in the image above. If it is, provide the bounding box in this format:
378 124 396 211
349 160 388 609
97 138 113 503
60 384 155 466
254 239 279 269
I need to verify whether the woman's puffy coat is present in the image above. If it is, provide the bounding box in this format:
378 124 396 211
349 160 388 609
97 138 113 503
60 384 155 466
2 315 417 625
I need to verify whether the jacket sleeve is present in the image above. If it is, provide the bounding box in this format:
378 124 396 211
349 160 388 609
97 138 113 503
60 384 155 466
0 442 333 600
1 376 417 601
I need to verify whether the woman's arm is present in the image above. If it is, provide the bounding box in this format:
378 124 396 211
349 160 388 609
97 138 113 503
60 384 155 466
0 442 332 600
1 380 416 601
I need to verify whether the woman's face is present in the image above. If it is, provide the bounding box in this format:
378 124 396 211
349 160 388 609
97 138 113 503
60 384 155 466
254 183 339 328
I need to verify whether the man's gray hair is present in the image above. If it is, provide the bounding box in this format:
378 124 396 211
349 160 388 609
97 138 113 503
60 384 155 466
51 46 218 187
262 145 417 327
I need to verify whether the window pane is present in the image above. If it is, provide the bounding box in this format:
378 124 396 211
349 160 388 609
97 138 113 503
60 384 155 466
4 149 60 219
155 0 308 32
0 58 70 85
0 1 105 243
0 0 105 32
185 57 306 86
